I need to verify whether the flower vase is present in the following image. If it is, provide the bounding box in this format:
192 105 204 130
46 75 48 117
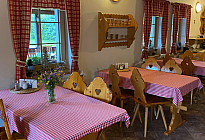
47 88 56 104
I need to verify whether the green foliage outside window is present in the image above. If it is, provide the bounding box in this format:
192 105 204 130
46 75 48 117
30 13 58 45
28 56 41 65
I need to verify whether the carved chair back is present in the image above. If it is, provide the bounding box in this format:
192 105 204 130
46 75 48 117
130 68 147 104
63 72 87 94
84 77 112 103
181 56 195 76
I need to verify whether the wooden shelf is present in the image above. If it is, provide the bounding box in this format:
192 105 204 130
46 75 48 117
108 25 135 28
98 12 138 51
104 42 128 48
106 38 135 41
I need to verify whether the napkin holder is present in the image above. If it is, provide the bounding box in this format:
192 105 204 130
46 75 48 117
116 63 130 72
19 79 38 89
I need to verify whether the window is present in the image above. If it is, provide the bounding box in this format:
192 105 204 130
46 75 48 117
170 14 187 50
28 8 69 65
142 16 162 55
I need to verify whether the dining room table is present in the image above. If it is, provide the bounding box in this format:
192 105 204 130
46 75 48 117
157 58 205 76
0 86 130 140
98 67 203 135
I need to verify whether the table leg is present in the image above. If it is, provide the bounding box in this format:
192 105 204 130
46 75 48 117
164 103 186 136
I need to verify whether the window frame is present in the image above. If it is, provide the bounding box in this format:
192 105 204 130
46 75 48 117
142 16 162 55
29 8 61 63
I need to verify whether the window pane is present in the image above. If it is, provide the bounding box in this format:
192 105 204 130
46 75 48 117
42 45 57 61
28 45 41 58
31 14 35 22
41 23 60 44
30 23 37 44
40 10 58 22
150 25 155 38
152 16 155 24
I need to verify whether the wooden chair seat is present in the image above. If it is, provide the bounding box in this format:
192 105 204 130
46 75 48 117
133 93 169 107
118 88 134 99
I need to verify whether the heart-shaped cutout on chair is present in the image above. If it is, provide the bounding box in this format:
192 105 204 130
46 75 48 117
73 82 78 88
169 67 174 71
95 89 101 95
149 65 153 68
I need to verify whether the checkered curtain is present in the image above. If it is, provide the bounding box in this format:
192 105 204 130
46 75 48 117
171 3 180 54
185 5 192 47
32 0 65 9
9 0 32 80
65 0 80 73
9 0 80 80
179 4 187 18
161 1 170 54
152 0 164 17
142 0 152 59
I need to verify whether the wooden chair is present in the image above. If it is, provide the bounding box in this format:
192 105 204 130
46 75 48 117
84 77 112 103
161 59 182 74
63 72 87 94
163 53 172 65
179 50 194 60
109 65 142 126
202 52 205 61
0 99 25 140
181 56 196 104
181 56 195 76
83 77 111 140
130 68 170 137
194 53 204 61
141 57 160 71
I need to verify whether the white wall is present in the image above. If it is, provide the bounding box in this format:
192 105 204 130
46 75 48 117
79 0 144 83
0 0 16 90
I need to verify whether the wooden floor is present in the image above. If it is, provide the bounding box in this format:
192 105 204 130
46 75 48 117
104 88 205 140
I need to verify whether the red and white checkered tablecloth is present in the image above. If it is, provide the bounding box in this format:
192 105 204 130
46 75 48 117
157 58 205 76
0 86 130 140
98 67 203 106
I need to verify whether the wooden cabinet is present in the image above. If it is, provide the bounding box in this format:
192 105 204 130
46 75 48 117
98 12 138 51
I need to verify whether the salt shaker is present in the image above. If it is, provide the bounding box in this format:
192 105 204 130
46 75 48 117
14 80 19 90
